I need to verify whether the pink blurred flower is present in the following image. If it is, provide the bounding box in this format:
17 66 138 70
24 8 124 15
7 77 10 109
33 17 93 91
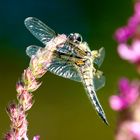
109 78 140 111
116 121 140 140
118 40 140 64
115 1 140 68
130 122 140 139
114 1 140 43
114 26 135 43
135 1 140 16
33 135 40 140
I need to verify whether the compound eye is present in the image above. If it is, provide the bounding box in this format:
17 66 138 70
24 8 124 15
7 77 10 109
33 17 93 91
68 33 83 44
75 33 82 43
76 36 82 42
68 33 74 41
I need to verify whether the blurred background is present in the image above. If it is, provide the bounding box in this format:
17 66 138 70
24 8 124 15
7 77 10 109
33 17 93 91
0 0 138 139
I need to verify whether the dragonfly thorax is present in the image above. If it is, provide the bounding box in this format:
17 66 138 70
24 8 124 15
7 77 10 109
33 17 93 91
68 33 82 44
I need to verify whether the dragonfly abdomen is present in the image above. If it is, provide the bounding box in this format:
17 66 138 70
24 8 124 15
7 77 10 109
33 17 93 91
79 67 108 125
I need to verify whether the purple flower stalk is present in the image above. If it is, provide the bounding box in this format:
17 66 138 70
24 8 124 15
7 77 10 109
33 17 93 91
4 34 67 140
115 121 140 140
114 1 140 43
109 78 140 140
114 1 140 70
117 40 140 64
109 78 139 111
114 26 135 43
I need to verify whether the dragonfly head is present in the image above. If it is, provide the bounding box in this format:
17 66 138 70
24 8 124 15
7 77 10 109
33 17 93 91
68 33 83 44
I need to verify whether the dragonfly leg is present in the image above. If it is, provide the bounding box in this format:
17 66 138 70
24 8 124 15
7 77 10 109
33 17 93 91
91 50 100 60
92 47 105 68
94 70 103 78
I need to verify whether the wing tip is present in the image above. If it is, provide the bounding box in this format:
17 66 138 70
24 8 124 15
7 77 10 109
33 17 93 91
24 17 39 26
26 45 33 57
99 47 105 57
26 45 41 57
24 17 33 23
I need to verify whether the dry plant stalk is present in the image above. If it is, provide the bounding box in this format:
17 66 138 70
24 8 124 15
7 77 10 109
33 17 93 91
4 34 67 140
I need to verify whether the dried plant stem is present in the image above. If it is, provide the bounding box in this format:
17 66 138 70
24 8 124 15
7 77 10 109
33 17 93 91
4 34 67 140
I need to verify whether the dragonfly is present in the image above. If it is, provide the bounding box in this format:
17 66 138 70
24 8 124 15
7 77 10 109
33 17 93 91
24 17 108 125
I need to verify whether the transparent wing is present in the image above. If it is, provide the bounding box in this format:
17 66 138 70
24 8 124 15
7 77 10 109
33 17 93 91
26 45 41 57
94 47 105 67
48 58 81 82
48 57 105 91
24 17 57 45
57 43 73 55
25 44 105 91
93 75 105 91
57 42 87 59
26 43 73 58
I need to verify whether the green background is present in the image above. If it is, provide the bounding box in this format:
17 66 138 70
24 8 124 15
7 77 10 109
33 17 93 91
0 0 138 139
